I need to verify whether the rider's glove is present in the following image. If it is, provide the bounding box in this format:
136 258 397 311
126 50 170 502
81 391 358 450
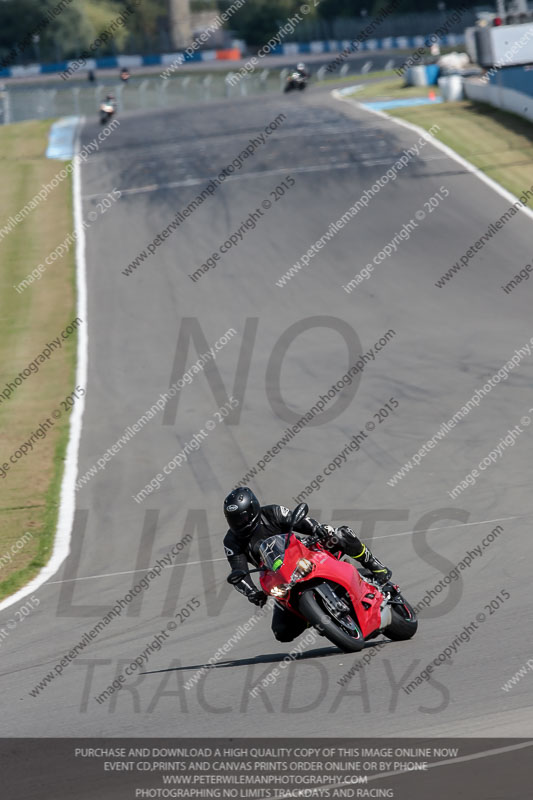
316 524 337 544
248 590 267 607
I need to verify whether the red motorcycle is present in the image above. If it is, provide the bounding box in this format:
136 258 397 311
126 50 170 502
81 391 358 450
229 504 417 652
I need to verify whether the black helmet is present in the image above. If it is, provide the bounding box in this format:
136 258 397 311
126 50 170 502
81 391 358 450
224 487 260 536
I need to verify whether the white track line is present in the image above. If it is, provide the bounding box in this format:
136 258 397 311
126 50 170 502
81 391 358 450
0 119 88 612
44 557 228 585
82 155 448 200
3 91 527 609
332 86 533 222
36 514 522 588
373 514 520 540
266 739 533 800
82 162 367 199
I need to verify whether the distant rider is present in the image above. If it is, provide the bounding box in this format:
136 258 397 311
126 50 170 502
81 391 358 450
223 487 392 642
295 62 309 80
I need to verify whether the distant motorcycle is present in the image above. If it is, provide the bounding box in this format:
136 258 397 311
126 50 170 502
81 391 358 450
99 96 116 125
284 71 307 93
228 503 418 653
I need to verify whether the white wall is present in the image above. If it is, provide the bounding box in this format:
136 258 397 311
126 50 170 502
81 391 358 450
464 79 533 123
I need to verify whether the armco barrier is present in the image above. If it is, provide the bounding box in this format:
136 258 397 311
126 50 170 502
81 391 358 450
464 65 533 124
0 34 464 79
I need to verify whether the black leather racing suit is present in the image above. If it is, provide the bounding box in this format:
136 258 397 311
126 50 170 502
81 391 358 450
223 504 366 642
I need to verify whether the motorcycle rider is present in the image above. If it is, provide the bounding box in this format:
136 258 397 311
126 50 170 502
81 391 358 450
223 487 392 642
99 93 116 124
295 62 309 80
100 93 115 110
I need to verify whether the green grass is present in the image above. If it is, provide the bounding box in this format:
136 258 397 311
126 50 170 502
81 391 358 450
0 120 77 600
348 75 441 100
340 73 533 204
316 69 396 86
389 101 533 202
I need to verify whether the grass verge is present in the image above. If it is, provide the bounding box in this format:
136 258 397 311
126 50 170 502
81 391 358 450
388 100 533 201
343 74 533 202
316 69 396 86
0 120 77 601
348 75 441 100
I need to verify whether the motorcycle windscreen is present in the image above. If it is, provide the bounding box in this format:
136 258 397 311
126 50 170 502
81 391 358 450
257 534 287 571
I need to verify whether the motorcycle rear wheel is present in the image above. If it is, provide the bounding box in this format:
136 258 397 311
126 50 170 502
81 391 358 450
299 588 364 653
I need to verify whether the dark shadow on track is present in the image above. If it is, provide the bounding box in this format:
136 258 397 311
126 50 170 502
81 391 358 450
141 639 393 675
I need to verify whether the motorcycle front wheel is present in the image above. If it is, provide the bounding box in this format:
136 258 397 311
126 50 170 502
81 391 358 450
298 587 364 653
383 599 418 641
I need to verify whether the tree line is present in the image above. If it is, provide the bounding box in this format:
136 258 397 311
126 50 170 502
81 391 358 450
0 0 477 65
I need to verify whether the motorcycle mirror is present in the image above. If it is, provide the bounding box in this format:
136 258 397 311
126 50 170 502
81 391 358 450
290 503 308 528
227 569 248 585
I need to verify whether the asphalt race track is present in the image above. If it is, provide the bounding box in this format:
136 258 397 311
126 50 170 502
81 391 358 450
2 81 533 743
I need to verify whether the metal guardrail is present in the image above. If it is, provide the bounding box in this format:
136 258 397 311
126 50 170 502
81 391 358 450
0 61 358 124
0 71 280 124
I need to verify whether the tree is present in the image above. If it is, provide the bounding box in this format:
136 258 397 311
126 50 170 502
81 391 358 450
217 0 318 46
0 0 158 64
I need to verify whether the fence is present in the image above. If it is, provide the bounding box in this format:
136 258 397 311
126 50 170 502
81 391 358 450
0 59 378 124
0 71 288 124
